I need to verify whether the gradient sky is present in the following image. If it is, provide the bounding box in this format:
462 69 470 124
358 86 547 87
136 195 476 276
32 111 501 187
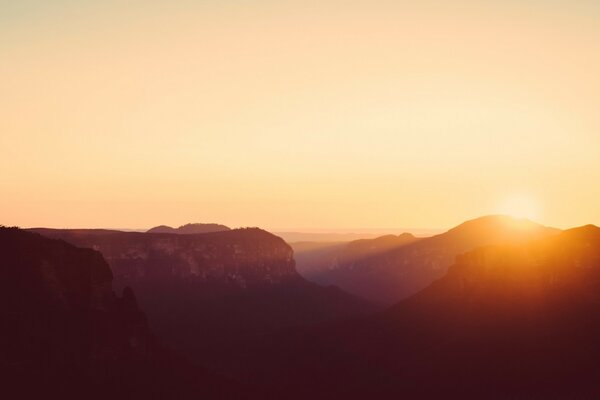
2 0 600 231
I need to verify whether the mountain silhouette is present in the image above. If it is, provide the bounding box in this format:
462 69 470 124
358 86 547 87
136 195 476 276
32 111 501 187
0 227 257 399
12 217 600 398
147 222 231 234
231 224 600 398
275 231 386 243
301 215 560 304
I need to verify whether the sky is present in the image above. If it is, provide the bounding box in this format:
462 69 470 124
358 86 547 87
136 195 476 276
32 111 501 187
1 0 600 231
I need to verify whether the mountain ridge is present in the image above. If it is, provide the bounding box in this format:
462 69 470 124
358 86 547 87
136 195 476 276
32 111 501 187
296 215 561 304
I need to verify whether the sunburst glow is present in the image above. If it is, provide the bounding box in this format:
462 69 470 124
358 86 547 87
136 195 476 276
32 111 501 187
497 195 541 221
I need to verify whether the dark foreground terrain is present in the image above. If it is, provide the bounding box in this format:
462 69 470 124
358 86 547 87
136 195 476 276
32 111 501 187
5 218 600 398
0 227 259 399
235 224 600 398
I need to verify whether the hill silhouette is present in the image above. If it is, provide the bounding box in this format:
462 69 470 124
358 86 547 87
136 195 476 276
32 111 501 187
301 215 560 304
294 233 419 280
227 223 600 398
147 223 231 234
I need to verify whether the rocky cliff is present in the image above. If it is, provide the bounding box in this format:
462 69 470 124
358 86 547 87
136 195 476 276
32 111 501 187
29 227 375 378
0 227 150 371
30 227 298 290
1 227 258 399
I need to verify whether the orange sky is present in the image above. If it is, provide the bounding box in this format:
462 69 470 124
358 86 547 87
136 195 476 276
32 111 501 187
2 1 600 231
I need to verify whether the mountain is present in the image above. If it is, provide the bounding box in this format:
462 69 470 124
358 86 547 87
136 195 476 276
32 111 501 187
291 241 347 277
275 228 441 243
303 215 560 305
29 227 375 375
147 222 231 234
227 224 600 398
30 227 303 291
275 232 387 243
0 227 254 399
293 233 419 281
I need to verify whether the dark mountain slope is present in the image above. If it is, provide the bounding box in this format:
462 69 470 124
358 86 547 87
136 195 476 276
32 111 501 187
0 227 254 399
235 224 600 399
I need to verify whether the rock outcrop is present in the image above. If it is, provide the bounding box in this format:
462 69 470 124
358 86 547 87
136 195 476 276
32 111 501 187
31 227 297 289
0 227 255 399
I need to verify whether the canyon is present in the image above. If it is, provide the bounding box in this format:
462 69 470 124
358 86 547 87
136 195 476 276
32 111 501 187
29 227 375 374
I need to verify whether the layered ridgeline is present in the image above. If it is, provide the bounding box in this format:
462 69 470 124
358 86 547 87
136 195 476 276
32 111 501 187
0 227 251 399
29 227 375 374
236 224 600 398
293 233 419 281
294 215 560 305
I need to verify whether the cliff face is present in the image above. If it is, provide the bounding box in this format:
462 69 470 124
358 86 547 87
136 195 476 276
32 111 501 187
0 227 152 396
31 227 298 290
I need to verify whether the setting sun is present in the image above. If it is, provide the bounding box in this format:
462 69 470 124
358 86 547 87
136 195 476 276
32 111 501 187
497 194 541 221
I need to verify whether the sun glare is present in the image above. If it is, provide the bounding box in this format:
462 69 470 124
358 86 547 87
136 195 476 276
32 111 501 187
497 194 540 221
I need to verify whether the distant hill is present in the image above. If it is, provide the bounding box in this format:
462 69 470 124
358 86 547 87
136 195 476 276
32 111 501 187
225 224 600 398
276 232 390 243
300 215 560 305
147 223 231 234
293 233 419 279
275 228 439 243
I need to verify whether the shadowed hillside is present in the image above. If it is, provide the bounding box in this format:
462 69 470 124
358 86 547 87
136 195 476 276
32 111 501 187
293 233 419 282
231 224 600 398
0 227 256 399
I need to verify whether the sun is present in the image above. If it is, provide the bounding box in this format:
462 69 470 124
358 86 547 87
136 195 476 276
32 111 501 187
497 194 541 221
